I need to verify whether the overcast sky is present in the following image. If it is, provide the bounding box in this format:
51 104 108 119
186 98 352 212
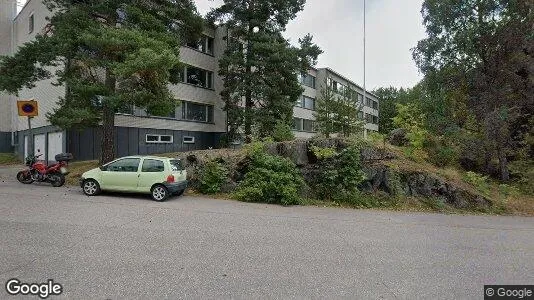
195 0 427 90
18 0 426 89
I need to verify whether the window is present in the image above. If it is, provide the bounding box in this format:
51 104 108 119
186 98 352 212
170 160 184 171
372 100 379 110
332 81 338 92
185 35 215 55
299 96 315 110
29 14 34 33
181 101 214 123
105 158 141 172
185 66 213 89
365 97 372 106
358 93 364 104
300 73 316 89
358 111 364 120
295 97 303 108
293 118 316 132
183 136 195 144
373 115 379 124
142 159 165 172
365 113 373 123
206 37 214 55
293 118 303 131
303 119 315 132
146 134 174 144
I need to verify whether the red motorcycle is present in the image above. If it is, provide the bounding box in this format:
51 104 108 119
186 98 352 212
16 153 73 187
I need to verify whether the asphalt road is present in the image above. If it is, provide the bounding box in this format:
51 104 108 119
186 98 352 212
0 169 533 299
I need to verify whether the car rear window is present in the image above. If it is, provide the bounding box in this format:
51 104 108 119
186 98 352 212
141 159 165 172
170 160 183 171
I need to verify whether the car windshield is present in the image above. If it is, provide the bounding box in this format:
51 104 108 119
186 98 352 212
169 160 183 171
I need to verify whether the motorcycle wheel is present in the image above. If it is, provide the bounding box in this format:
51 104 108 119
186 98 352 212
50 173 66 187
16 171 34 184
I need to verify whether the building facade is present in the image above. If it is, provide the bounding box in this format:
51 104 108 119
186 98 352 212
0 0 379 161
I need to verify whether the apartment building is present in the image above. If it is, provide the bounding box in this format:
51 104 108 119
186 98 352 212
292 67 379 139
0 0 379 161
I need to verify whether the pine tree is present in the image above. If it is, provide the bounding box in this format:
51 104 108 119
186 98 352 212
208 0 322 143
315 78 364 138
0 0 203 163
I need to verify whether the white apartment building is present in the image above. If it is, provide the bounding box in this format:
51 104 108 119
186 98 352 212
0 0 379 161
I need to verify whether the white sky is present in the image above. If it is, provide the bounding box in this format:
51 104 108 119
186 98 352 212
195 0 427 90
18 0 427 89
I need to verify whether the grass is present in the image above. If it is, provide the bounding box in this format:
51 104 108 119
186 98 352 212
66 160 99 186
0 153 21 166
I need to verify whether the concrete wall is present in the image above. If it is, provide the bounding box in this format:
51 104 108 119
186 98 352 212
0 0 16 133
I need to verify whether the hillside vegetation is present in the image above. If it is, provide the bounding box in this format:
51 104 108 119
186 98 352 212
66 137 533 216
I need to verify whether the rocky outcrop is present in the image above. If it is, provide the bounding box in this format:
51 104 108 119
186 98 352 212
176 139 493 210
361 163 492 209
388 128 408 146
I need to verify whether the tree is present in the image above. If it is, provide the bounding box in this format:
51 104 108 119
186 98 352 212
315 78 363 137
412 0 533 181
0 0 203 163
208 0 322 142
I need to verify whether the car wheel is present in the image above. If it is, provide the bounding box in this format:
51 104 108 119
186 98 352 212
82 179 101 196
151 185 169 202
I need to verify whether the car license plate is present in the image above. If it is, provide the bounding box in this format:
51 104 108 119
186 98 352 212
60 167 67 174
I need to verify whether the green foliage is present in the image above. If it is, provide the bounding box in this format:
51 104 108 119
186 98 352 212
310 146 337 160
234 143 304 205
271 121 295 142
464 171 490 196
314 78 364 137
412 0 533 181
313 144 367 201
198 161 229 194
424 134 459 167
208 0 322 141
0 0 203 163
509 160 534 195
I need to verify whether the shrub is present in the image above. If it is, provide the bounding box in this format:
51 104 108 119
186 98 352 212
233 143 304 205
464 171 490 196
313 144 367 201
198 161 228 194
272 121 295 142
310 146 337 160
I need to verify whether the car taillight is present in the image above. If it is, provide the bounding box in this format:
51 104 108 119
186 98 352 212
166 175 175 183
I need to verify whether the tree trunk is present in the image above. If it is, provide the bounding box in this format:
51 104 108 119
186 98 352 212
497 147 510 182
100 69 116 164
244 24 253 143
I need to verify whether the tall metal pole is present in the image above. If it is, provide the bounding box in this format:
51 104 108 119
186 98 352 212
362 0 367 138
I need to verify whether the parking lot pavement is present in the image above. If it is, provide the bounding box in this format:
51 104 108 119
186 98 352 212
1 175 533 299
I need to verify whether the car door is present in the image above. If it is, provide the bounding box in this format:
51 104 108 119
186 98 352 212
100 158 141 192
137 158 166 193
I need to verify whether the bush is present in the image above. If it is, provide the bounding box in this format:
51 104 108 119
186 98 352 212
272 121 295 142
313 144 367 201
464 171 490 196
198 161 228 194
233 143 304 205
310 146 337 160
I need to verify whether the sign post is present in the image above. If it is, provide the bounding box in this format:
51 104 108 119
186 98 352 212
17 100 39 158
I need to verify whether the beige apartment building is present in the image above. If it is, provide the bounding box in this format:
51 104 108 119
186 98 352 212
0 0 379 161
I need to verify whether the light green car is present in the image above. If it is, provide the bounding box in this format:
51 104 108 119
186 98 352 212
80 156 187 201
